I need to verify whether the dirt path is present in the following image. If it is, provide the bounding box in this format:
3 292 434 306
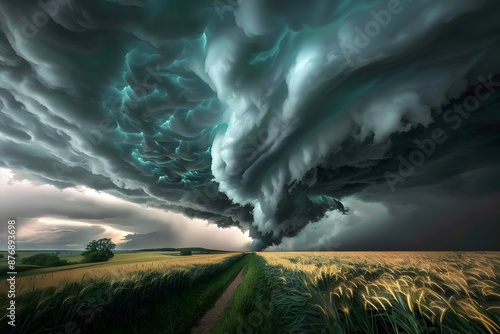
190 267 246 334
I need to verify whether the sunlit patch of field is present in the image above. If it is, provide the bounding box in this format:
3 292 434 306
259 252 500 334
1 252 237 295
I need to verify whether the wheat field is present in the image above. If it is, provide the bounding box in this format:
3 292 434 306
1 252 237 295
259 252 500 334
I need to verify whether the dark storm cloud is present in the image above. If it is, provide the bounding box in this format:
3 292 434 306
270 169 500 251
1 0 500 249
120 230 178 250
0 178 139 224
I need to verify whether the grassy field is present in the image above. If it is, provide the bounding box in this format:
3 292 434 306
254 252 500 334
1 251 498 333
0 251 244 333
212 253 277 333
0 251 237 295
112 253 252 333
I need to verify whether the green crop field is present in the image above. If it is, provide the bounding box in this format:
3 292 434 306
1 251 499 333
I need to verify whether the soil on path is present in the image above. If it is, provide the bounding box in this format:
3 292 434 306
190 267 246 334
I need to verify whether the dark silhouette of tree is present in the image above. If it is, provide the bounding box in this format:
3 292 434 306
81 238 116 262
22 253 67 267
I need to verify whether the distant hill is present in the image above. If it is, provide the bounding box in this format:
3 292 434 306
7 248 234 253
136 247 231 253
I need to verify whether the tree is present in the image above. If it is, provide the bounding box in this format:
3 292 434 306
180 249 192 256
81 238 116 263
22 253 67 267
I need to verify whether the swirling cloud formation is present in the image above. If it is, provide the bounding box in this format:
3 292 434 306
1 0 500 249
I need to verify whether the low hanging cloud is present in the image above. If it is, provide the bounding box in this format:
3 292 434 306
1 0 500 250
0 171 252 250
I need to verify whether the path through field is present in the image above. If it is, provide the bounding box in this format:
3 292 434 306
191 267 246 334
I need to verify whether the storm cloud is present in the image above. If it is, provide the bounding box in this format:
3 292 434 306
1 0 499 250
0 171 252 250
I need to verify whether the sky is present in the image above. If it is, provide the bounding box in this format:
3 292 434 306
0 0 499 251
